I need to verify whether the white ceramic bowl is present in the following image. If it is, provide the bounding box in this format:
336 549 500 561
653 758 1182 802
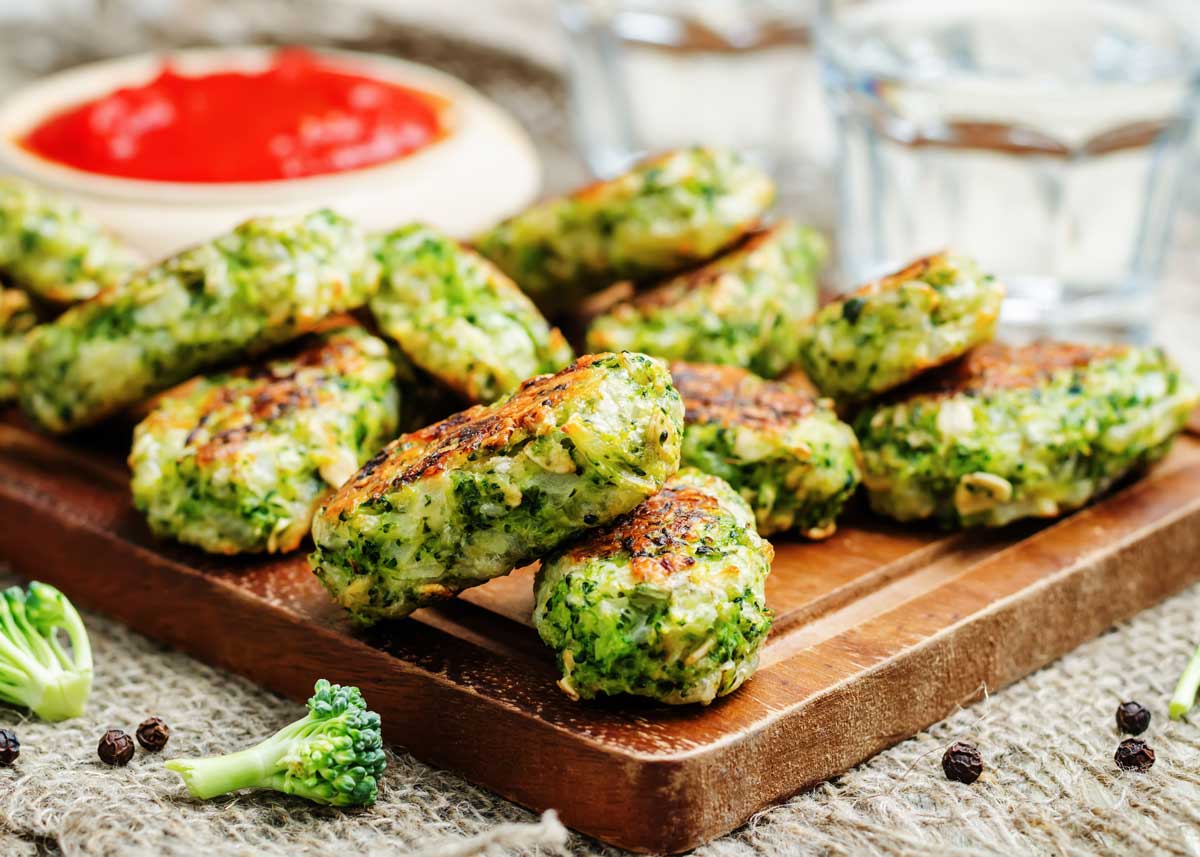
0 47 541 259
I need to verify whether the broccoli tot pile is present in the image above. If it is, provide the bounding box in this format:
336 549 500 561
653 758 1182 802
0 582 93 721
311 352 684 624
166 679 385 806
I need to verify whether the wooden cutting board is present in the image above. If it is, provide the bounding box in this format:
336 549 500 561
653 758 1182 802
3 414 1200 853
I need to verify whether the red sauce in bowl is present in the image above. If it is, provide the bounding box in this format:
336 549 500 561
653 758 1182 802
20 49 445 183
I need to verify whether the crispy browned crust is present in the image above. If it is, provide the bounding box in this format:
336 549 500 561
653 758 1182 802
564 480 722 583
322 353 614 518
900 341 1129 401
670 361 819 431
628 225 781 310
570 149 682 204
151 324 370 466
854 252 948 299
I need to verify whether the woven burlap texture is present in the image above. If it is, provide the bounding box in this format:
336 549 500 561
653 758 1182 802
0 563 1197 857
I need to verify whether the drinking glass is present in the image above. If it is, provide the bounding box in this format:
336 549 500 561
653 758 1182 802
818 0 1200 341
558 0 826 201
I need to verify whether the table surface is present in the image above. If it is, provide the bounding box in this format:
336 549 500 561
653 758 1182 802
0 2 1198 855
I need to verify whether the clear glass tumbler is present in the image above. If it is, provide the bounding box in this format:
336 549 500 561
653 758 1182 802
818 0 1200 341
558 0 825 198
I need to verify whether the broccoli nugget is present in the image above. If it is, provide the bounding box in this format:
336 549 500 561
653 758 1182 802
797 252 1004 403
130 325 399 554
534 468 773 705
587 220 826 378
0 288 36 400
370 224 573 404
0 178 140 306
474 147 775 315
310 352 684 624
20 209 378 433
856 341 1198 528
671 361 860 538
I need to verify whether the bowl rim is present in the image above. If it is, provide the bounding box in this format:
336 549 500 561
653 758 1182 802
0 46 496 204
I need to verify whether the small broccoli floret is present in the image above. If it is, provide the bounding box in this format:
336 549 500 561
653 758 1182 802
0 581 93 721
166 679 386 806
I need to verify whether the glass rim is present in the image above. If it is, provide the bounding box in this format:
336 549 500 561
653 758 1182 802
814 0 1200 86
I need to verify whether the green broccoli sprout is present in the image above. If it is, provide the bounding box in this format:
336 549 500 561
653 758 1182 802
1170 642 1200 720
0 581 93 721
166 679 386 806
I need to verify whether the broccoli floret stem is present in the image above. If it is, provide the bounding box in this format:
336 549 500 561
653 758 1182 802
1170 642 1200 720
166 744 287 800
0 583 92 721
23 670 92 722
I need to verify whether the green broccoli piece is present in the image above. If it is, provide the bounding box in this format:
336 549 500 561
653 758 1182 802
1170 642 1200 720
166 679 386 806
0 581 93 721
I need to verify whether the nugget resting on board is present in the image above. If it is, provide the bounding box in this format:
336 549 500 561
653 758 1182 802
20 209 378 433
855 341 1198 528
474 147 775 315
587 220 825 378
309 352 684 625
0 288 36 401
0 178 141 306
129 324 399 554
671 361 860 538
534 468 773 705
370 224 573 404
796 253 1004 403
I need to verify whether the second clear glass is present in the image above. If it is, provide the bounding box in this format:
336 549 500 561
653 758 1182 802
558 0 825 199
818 0 1200 341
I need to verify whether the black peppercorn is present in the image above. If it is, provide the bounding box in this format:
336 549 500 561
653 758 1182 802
942 741 984 784
98 729 135 766
1116 700 1151 735
0 729 19 766
136 717 170 752
1115 738 1155 772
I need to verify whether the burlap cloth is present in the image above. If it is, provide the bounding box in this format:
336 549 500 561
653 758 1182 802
1 3 1199 854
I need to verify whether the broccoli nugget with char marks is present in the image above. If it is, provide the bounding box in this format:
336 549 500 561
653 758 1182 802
130 324 398 554
534 468 773 705
310 352 684 624
671 361 860 538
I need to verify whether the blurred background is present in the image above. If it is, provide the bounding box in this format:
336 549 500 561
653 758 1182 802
0 0 1197 361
